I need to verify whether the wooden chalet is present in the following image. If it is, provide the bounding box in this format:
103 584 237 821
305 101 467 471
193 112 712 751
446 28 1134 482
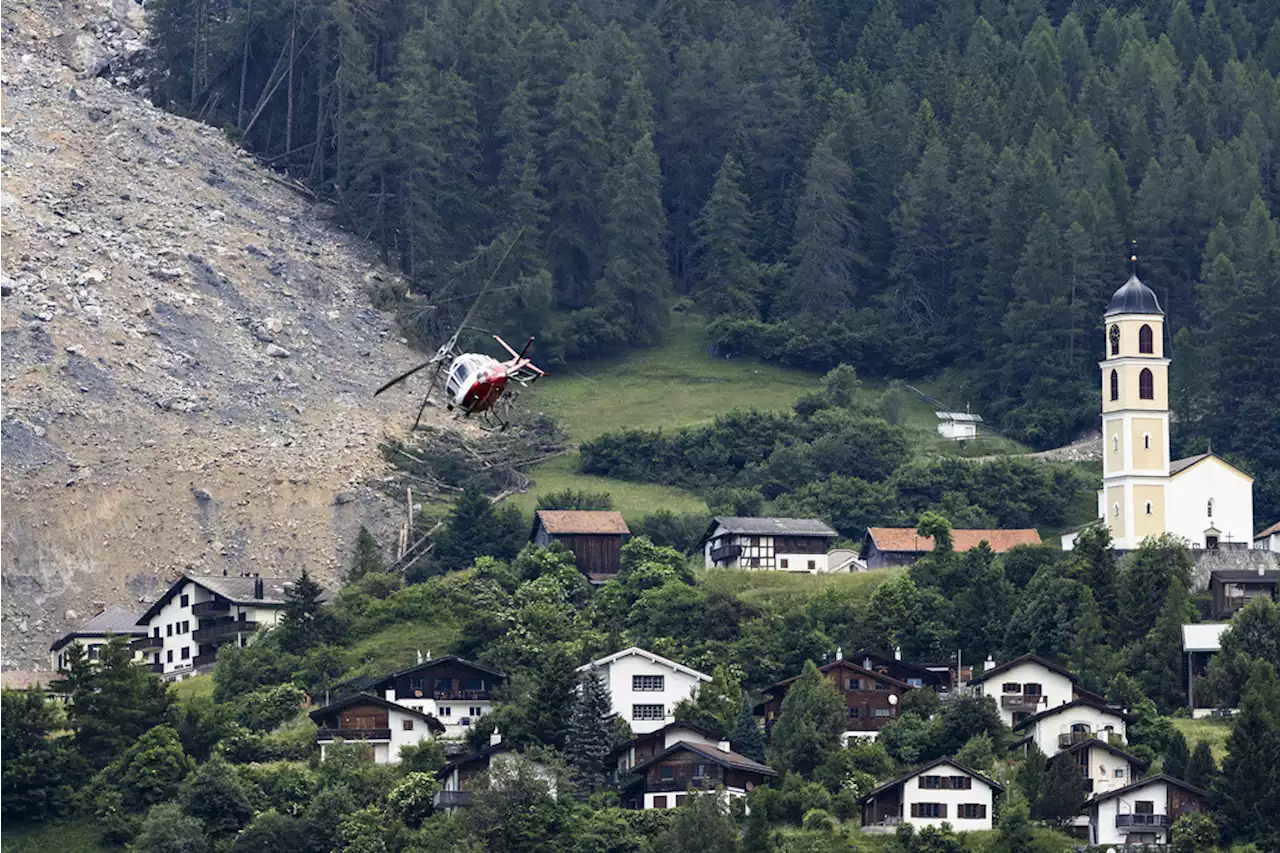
1207 568 1278 620
608 721 730 783
859 527 1042 569
362 654 506 739
530 510 631 581
850 650 949 691
759 658 912 737
434 734 559 811
622 741 777 809
309 693 444 764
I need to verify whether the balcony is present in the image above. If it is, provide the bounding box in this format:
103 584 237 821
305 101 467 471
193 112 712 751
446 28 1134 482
1117 814 1170 828
317 727 392 741
193 620 257 643
131 635 163 651
1001 694 1047 711
193 652 219 668
192 599 230 617
433 791 474 809
710 543 742 564
150 662 164 674
645 777 719 793
1059 731 1096 748
434 689 492 701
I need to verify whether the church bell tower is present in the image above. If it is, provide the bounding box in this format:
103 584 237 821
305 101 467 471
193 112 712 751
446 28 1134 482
1099 251 1169 549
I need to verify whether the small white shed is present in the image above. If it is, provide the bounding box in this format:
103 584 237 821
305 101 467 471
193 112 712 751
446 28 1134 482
935 411 983 440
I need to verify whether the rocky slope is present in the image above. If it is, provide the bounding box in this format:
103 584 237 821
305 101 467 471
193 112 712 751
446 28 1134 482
1 0 440 669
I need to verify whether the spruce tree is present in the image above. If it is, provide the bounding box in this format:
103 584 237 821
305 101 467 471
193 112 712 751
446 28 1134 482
1186 740 1218 790
693 153 759 317
785 132 860 316
1134 581 1194 714
767 659 844 778
599 133 672 348
349 526 384 581
565 666 614 791
280 569 330 655
545 71 608 308
730 701 765 763
59 637 172 768
1214 661 1280 846
1163 729 1190 780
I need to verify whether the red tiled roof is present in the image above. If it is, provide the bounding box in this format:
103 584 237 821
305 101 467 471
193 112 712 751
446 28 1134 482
535 510 630 535
867 527 1042 554
1256 520 1280 539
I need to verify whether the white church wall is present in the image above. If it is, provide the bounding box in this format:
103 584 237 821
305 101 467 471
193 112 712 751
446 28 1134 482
1167 461 1254 550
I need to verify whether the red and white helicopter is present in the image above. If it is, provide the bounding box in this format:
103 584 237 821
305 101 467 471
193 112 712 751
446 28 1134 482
374 235 545 431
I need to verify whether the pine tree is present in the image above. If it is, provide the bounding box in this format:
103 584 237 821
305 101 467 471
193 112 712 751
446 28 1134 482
1213 661 1280 846
1163 729 1190 780
349 526 384 582
598 133 672 348
767 659 844 778
58 637 172 768
280 569 329 655
730 701 765 764
565 666 614 791
1186 740 1218 789
1134 580 1194 714
1069 587 1115 695
784 132 860 316
607 71 654 168
889 132 952 335
693 153 760 317
545 71 608 309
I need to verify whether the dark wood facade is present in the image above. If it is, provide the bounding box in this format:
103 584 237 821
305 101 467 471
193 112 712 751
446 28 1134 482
531 512 630 578
553 533 625 576
624 743 777 809
852 651 948 691
1208 571 1278 620
761 660 911 735
372 656 505 702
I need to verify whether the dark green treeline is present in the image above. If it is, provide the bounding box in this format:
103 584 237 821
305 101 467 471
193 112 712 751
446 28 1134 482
148 0 1280 518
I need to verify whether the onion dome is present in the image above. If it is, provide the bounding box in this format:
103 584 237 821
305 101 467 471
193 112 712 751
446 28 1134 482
1105 273 1163 317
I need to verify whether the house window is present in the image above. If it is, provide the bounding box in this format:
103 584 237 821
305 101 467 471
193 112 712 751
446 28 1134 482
911 803 947 818
470 707 483 716
847 707 861 719
403 720 414 731
440 706 452 716
183 620 190 633
808 560 816 570
780 559 789 569
873 681 888 691
410 677 424 689
181 647 190 660
1113 503 1120 518
661 766 675 780
1002 683 1021 694
167 650 174 663
1023 683 1042 696
1144 433 1151 450
1110 370 1119 401
1110 325 1120 356
958 804 987 819
180 594 189 607
633 704 665 721
1207 499 1214 518
464 678 484 691
436 678 452 692
1139 324 1153 354
848 678 861 690
633 675 665 692
1113 435 1119 453
89 645 101 661
153 653 160 665
1139 368 1154 400
675 794 687 807
920 776 943 789
167 624 173 637
154 626 161 637
874 708 893 717
1135 800 1154 815
908 678 923 688
692 764 711 779
1115 768 1126 778
653 796 668 809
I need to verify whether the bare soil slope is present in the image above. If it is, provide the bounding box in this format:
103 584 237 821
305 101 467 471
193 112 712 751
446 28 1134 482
1 1 435 668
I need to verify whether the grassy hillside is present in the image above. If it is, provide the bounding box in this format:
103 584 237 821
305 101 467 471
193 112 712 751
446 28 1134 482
1171 716 1234 762
701 565 903 612
2 821 107 853
519 316 1034 523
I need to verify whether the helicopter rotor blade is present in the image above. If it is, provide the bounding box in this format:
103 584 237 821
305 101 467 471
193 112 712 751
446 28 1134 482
374 357 440 396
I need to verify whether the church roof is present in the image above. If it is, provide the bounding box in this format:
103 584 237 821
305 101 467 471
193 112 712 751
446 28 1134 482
1169 451 1253 481
1105 274 1163 317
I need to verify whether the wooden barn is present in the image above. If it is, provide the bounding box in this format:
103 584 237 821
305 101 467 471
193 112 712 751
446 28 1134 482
530 510 631 581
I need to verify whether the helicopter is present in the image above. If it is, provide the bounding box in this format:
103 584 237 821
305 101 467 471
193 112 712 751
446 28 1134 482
374 232 545 431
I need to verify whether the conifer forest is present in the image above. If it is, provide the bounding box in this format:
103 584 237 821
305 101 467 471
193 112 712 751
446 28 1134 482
147 0 1280 517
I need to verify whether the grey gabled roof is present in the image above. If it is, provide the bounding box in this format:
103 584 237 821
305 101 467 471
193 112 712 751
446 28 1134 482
1088 773 1207 804
696 516 838 550
628 740 777 778
308 692 446 733
136 574 331 625
50 604 147 651
858 757 1004 803
1208 569 1279 585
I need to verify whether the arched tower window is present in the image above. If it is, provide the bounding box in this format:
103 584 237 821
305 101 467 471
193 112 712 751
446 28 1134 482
1207 499 1214 519
1110 370 1119 401
1139 368 1154 400
1139 324 1154 354
1110 325 1120 356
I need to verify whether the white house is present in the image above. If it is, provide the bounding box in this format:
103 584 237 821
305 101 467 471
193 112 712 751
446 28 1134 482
935 411 983 441
1082 774 1209 846
578 647 711 734
1062 272 1254 552
310 692 444 763
1011 698 1131 757
1049 738 1147 799
1256 521 1280 551
859 758 1003 832
966 653 1094 728
50 605 147 671
695 517 839 572
1183 623 1231 716
364 654 507 740
133 573 327 680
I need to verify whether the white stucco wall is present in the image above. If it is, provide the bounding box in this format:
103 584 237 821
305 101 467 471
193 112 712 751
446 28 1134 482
974 662 1075 727
1028 706 1128 757
1256 531 1280 551
1079 744 1138 798
703 528 831 572
1168 460 1254 550
385 687 493 740
592 652 709 734
643 788 744 809
51 634 147 671
900 768 996 832
1092 780 1173 846
139 581 287 679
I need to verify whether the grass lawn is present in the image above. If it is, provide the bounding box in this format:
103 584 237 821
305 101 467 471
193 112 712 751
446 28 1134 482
171 673 214 703
1171 716 1234 762
2 821 108 853
512 454 708 523
342 619 466 683
701 566 903 612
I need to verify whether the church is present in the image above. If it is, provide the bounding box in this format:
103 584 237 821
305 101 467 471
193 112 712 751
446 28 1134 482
1061 270 1255 552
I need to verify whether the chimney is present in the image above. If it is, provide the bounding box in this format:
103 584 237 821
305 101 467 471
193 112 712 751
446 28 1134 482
983 655 996 673
385 686 396 702
836 646 843 661
253 578 264 599
425 649 431 661
894 646 902 661
489 728 503 747
417 649 424 664
863 657 873 670
718 739 732 752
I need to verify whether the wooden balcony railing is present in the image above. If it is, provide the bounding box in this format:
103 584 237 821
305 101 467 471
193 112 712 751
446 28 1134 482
710 544 742 563
644 777 720 793
192 599 230 616
1059 731 1096 748
131 636 163 651
1116 814 1170 827
193 621 257 643
1001 694 1047 711
317 727 392 741
433 791 474 809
